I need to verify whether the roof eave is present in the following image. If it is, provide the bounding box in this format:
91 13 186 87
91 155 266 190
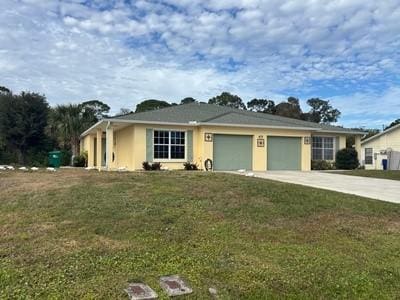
318 129 365 135
361 123 400 145
80 120 105 138
80 118 363 137
200 122 320 131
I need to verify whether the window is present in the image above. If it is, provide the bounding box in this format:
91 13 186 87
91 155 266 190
312 137 335 160
154 130 185 160
365 148 373 165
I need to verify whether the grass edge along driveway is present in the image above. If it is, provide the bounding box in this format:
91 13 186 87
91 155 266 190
334 169 400 181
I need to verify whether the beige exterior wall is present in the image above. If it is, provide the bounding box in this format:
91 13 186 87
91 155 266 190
81 135 95 167
114 126 135 169
82 122 355 172
133 124 198 170
361 127 400 170
195 126 311 171
339 136 346 150
198 126 272 171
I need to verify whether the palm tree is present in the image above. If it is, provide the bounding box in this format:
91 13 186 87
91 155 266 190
49 104 92 159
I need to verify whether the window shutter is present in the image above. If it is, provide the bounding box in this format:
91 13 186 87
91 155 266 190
146 128 153 162
187 130 193 162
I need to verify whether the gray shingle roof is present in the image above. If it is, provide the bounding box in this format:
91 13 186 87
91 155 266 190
110 102 361 134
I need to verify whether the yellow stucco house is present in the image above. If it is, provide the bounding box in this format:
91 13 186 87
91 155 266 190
80 102 364 171
361 123 400 170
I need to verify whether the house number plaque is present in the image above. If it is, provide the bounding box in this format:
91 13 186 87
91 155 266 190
257 138 265 147
204 133 213 142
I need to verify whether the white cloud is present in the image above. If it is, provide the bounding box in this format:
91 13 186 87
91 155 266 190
0 0 399 126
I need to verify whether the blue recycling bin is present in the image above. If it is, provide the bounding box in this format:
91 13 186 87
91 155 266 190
382 159 388 170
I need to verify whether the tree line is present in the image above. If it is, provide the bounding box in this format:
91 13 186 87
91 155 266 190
134 92 342 124
0 86 110 165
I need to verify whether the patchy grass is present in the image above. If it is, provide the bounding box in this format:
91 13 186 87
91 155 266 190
336 170 400 181
1 169 400 299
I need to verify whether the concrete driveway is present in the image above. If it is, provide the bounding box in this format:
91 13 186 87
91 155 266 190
232 171 400 204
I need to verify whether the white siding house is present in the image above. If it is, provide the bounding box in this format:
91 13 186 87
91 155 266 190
361 124 400 170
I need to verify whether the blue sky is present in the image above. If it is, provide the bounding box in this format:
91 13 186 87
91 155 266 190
1 0 399 128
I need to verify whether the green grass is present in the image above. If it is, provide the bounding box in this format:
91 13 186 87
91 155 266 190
1 170 400 299
336 170 400 181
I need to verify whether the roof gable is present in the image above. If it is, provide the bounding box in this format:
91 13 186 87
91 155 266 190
362 123 400 145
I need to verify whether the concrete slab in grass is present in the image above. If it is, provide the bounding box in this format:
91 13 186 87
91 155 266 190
159 275 193 297
125 283 158 300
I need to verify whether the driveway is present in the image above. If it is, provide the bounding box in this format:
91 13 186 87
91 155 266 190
232 171 400 204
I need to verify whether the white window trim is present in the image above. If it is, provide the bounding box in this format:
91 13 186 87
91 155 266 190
312 136 336 161
364 148 373 165
153 129 187 162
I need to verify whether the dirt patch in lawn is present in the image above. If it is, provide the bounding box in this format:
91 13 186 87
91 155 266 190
0 170 91 195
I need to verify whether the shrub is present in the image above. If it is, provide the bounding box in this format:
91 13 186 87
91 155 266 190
142 161 152 171
183 162 198 171
142 161 162 171
151 162 161 171
73 154 87 167
311 160 334 170
335 148 359 170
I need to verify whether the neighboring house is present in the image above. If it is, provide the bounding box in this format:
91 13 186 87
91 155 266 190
361 123 400 170
80 102 363 171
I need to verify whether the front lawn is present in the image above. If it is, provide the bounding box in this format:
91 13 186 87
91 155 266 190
1 170 400 299
336 170 400 181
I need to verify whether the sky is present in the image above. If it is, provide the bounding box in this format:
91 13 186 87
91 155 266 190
1 0 399 129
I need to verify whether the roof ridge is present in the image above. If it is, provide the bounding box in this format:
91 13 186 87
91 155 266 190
111 102 197 119
201 111 234 122
233 110 319 127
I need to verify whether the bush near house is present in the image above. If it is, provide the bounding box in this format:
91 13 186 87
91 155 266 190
335 148 359 170
73 153 87 167
142 161 162 171
311 160 334 170
183 162 199 170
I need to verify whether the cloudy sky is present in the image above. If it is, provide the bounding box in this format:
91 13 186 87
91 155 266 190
1 0 399 128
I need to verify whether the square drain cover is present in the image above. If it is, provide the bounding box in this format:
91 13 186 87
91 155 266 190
159 275 193 297
125 283 158 300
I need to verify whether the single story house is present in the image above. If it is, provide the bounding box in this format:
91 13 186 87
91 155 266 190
361 123 400 170
80 102 364 171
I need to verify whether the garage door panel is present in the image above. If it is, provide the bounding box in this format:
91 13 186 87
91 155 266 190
267 137 301 170
213 135 252 171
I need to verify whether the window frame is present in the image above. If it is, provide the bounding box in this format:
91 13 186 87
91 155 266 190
312 136 336 161
365 148 373 165
153 129 187 162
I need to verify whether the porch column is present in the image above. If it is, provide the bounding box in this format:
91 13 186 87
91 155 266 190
106 122 114 170
96 129 102 170
88 135 95 167
355 135 362 164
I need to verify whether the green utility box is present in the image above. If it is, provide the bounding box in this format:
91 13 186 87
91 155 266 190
48 151 61 168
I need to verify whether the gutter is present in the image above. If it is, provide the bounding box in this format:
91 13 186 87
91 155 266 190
318 129 366 135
